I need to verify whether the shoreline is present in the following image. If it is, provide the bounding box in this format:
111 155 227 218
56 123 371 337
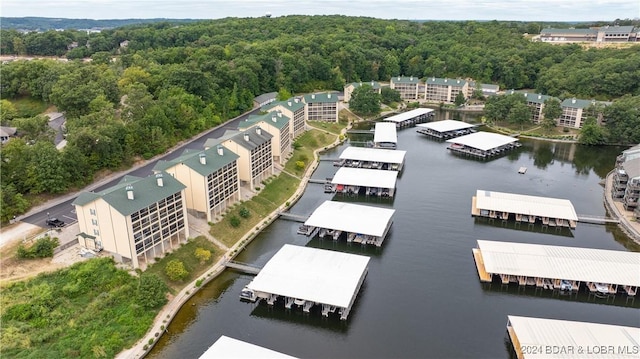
116 125 348 359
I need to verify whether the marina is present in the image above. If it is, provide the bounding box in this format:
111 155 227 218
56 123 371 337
471 189 578 228
382 108 435 128
506 316 640 359
334 146 406 171
373 122 398 149
240 244 370 320
330 167 398 197
416 119 476 140
446 131 521 159
199 336 296 358
302 200 395 247
473 240 640 296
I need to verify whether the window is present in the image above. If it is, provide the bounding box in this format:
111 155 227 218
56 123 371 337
91 219 98 226
90 208 96 216
93 229 100 236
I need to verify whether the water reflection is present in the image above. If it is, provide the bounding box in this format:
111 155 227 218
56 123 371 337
249 300 354 334
473 217 574 238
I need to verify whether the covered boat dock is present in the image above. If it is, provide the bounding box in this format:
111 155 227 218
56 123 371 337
331 167 398 197
472 240 639 296
446 132 520 159
199 336 297 358
373 122 397 149
336 146 407 171
303 200 395 246
242 244 370 320
506 316 640 359
416 119 476 140
383 108 435 128
471 189 578 228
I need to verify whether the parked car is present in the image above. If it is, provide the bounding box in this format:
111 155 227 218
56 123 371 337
46 218 65 228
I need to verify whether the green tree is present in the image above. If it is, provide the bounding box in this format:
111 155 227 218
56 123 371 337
194 248 212 263
380 87 401 105
0 100 18 124
137 273 168 309
349 84 381 117
508 102 532 130
0 184 30 222
541 98 562 133
454 92 466 106
165 259 189 281
276 88 293 101
579 117 607 145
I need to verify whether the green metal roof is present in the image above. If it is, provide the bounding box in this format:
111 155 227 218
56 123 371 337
391 76 420 84
505 90 555 104
303 92 339 103
561 98 595 109
426 77 467 86
227 127 273 150
72 172 186 216
348 81 382 89
262 98 305 112
239 111 291 131
153 146 239 177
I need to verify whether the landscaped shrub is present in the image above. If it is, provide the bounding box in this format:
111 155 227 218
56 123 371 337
16 236 59 259
239 207 250 218
229 215 241 227
164 260 189 281
137 273 168 309
194 248 211 263
295 161 305 170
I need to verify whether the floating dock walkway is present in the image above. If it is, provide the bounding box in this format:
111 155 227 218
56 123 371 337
471 189 578 229
506 316 640 359
473 240 639 297
241 244 370 320
278 211 309 222
577 214 620 224
224 260 262 275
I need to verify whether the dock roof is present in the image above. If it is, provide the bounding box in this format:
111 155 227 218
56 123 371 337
507 316 640 359
474 189 578 220
247 244 370 308
477 240 640 287
417 120 475 133
332 167 398 188
374 122 397 144
383 108 434 123
446 132 517 151
304 201 395 237
339 146 406 164
200 336 296 359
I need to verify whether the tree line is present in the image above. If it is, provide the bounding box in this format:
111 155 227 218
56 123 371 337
1 16 639 221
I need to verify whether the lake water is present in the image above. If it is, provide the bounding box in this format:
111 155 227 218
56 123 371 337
148 126 638 359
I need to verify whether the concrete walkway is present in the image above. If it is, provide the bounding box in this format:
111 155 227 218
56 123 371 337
116 124 350 359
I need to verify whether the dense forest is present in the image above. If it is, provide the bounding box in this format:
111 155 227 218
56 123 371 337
1 16 639 221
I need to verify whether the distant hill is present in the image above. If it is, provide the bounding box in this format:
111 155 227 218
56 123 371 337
0 17 203 31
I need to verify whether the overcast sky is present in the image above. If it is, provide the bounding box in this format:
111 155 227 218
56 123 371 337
2 0 640 22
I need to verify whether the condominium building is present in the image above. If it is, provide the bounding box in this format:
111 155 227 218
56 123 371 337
153 146 240 222
425 77 469 104
221 128 274 190
390 76 420 100
558 98 594 128
239 111 292 165
72 173 189 269
613 157 640 211
344 81 382 102
505 91 555 124
303 92 339 122
262 97 306 139
467 81 500 98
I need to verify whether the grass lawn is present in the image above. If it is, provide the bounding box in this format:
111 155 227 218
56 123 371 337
307 119 349 135
145 236 222 293
10 96 50 118
286 129 340 177
210 173 299 248
0 258 162 359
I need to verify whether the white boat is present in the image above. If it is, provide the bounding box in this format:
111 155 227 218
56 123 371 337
560 280 572 291
595 283 609 294
319 228 327 238
347 232 356 242
333 230 342 240
294 298 306 306
240 287 257 302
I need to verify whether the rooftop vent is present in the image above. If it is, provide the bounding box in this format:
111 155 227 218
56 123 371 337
538 95 542 99
199 152 206 165
572 98 577 104
256 127 262 135
217 145 224 156
288 101 292 106
126 185 134 200
155 173 164 187
272 115 277 122
327 93 331 98
243 133 250 142
311 94 315 99
278 112 282 117
294 98 299 103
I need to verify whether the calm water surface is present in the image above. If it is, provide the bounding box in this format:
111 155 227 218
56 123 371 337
149 127 639 359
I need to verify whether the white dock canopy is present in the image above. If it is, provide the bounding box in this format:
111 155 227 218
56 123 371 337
446 131 517 151
383 108 434 123
507 316 640 359
474 189 578 221
339 146 406 165
304 201 395 237
373 122 397 144
332 167 398 189
246 244 370 309
477 240 640 287
417 119 475 133
200 336 297 359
